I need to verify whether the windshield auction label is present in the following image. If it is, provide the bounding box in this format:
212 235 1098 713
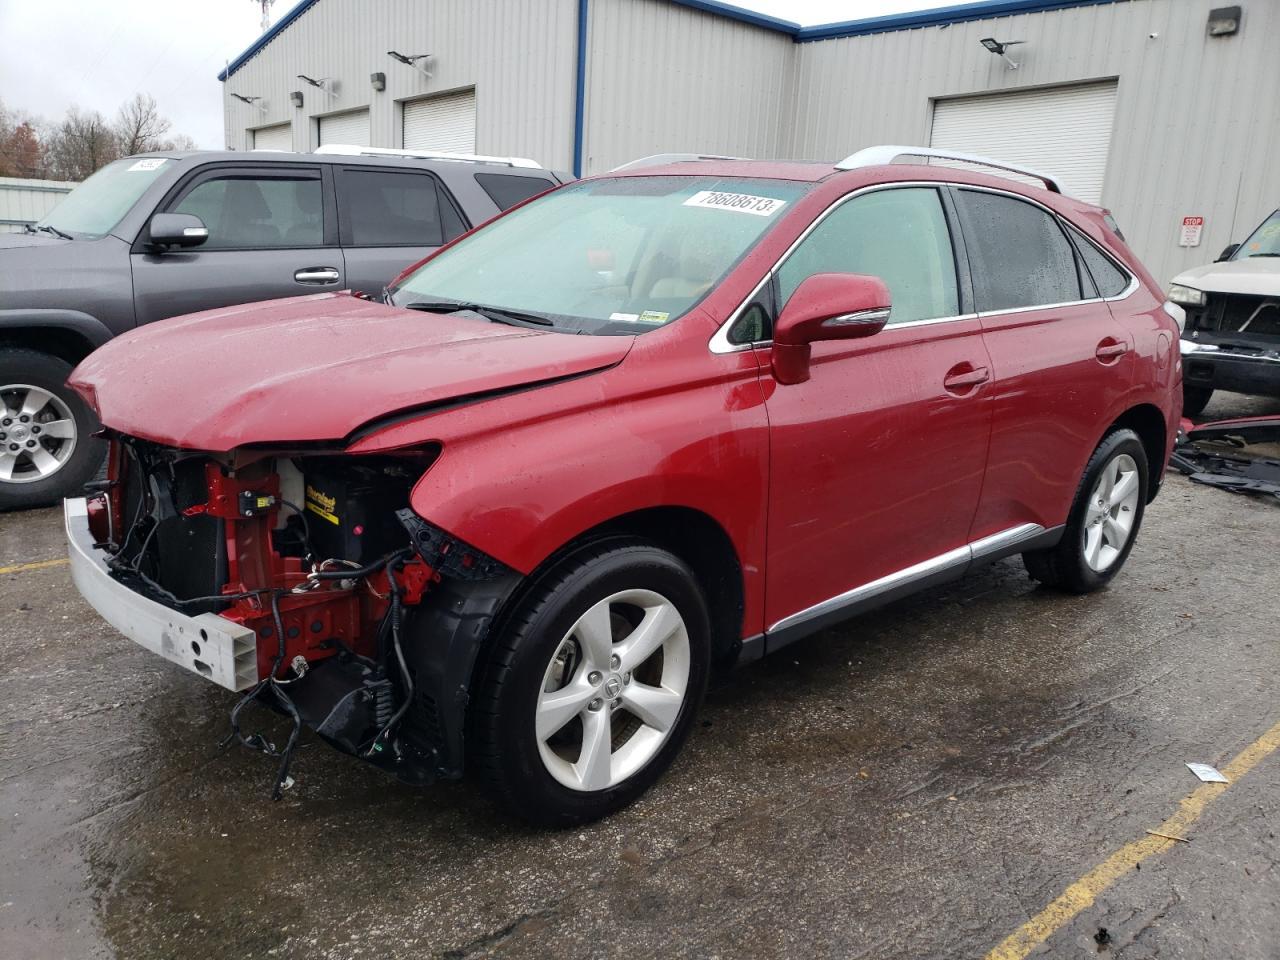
683 191 787 217
127 158 168 172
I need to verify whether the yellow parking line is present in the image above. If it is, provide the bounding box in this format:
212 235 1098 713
986 717 1280 960
0 557 69 576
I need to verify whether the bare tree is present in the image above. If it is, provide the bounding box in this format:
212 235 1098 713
45 108 119 181
159 132 198 152
114 93 172 156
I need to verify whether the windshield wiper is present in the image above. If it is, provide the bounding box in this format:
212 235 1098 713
1248 253 1280 258
36 224 73 240
402 300 554 327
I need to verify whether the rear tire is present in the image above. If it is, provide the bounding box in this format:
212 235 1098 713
1182 384 1213 418
1022 428 1148 594
470 540 711 827
0 349 104 512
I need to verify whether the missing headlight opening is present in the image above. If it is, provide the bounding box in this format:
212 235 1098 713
89 435 507 798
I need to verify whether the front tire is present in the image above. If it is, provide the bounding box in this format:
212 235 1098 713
0 349 105 511
470 540 711 826
1022 428 1148 594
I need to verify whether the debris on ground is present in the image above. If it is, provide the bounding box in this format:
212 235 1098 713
1185 762 1229 783
1170 416 1280 502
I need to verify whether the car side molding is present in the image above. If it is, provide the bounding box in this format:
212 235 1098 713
762 522 1063 653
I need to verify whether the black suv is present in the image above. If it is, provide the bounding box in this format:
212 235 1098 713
0 146 568 509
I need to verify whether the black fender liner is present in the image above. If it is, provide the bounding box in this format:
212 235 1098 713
0 309 115 350
395 509 522 780
400 570 522 780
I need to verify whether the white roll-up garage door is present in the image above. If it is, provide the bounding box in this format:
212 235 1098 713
929 81 1118 204
251 123 293 151
318 109 371 148
403 89 477 153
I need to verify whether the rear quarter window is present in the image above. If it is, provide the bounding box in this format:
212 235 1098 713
1066 223 1130 298
475 173 556 211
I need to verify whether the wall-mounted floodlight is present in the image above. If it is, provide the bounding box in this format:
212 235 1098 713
370 72 386 91
1207 5 1241 36
980 37 1024 69
388 50 433 77
290 90 304 108
230 94 266 113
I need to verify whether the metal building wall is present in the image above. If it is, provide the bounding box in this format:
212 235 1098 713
578 0 795 174
222 0 580 170
785 0 1280 284
0 177 77 234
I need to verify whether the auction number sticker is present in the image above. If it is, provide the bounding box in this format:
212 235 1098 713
683 190 786 217
127 158 168 172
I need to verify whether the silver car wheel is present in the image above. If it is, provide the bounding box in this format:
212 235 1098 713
535 589 691 793
0 384 77 484
1083 452 1140 573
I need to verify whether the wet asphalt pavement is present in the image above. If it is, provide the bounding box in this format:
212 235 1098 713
2 392 1279 960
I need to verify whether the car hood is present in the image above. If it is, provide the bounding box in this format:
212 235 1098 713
70 292 634 450
1171 257 1280 296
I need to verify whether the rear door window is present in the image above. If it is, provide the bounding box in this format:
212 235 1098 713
776 186 959 325
336 168 465 247
955 189 1082 311
170 172 323 249
475 173 557 211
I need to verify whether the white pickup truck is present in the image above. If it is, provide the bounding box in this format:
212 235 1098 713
1171 208 1280 414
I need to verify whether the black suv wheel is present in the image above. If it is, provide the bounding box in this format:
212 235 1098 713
0 349 105 511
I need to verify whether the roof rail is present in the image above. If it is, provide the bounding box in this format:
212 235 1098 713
836 145 1064 195
610 152 751 172
313 143 542 169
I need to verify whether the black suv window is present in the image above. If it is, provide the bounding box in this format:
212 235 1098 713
777 187 959 325
956 189 1082 311
475 173 556 211
337 168 465 247
171 173 323 249
1066 224 1130 298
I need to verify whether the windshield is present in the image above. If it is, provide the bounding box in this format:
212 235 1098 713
37 157 173 240
1232 209 1280 259
389 175 809 334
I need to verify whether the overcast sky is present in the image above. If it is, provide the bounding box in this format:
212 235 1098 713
0 0 951 149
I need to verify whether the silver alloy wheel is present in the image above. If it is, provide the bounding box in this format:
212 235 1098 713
0 384 77 484
1083 452 1140 573
536 589 691 792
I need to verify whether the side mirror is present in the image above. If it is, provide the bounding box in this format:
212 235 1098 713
1216 243 1239 262
771 273 891 385
148 213 209 251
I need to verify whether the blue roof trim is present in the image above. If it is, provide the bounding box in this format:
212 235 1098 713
218 0 320 82
666 0 800 33
794 0 1124 42
219 0 1126 80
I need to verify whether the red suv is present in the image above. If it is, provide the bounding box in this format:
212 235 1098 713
65 147 1181 825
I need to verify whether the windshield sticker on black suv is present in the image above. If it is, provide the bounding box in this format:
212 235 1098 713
683 191 787 217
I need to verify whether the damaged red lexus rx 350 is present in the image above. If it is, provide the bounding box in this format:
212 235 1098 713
65 147 1182 825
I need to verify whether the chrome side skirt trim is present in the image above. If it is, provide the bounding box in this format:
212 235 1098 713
765 522 1057 645
769 545 970 636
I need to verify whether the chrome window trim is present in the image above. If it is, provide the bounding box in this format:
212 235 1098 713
767 522 1046 636
708 180 1139 356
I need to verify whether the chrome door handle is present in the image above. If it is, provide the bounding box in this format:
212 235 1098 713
294 267 341 284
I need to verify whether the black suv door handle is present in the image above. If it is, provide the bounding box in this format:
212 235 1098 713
294 266 340 284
